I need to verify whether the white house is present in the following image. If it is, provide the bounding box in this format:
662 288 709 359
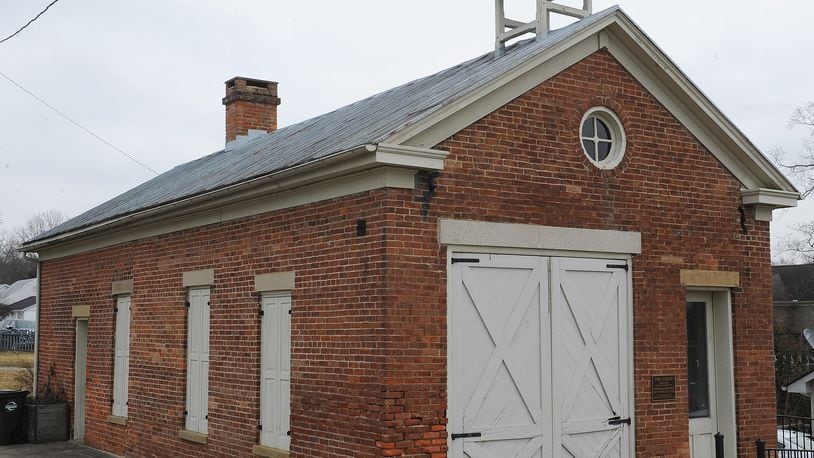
0 278 37 329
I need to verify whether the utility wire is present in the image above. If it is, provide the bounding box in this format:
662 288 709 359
0 70 160 176
0 0 61 45
0 1 158 175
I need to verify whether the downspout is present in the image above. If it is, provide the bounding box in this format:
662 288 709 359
33 261 40 399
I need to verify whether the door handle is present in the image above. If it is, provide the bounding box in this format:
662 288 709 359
608 416 631 426
451 432 482 440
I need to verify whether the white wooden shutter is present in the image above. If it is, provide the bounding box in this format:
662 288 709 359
112 295 131 418
551 258 631 458
260 293 291 450
186 287 210 434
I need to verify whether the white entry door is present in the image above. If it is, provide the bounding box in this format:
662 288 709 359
687 293 718 458
449 254 632 458
551 258 631 457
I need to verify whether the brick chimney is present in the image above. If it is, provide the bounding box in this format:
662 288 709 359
222 77 281 146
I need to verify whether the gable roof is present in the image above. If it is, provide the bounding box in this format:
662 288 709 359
0 278 36 306
786 366 814 394
774 264 814 303
5 296 35 312
23 6 799 255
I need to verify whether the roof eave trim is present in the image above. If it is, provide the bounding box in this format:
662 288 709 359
608 15 799 194
21 143 447 253
742 188 800 207
741 188 800 221
741 188 799 221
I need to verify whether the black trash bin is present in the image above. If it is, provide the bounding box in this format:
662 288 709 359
0 390 29 445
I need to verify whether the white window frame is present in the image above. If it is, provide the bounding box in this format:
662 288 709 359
259 292 291 451
580 106 626 170
185 287 210 434
112 295 131 418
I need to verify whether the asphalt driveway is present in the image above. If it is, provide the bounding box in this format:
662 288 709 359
0 441 117 457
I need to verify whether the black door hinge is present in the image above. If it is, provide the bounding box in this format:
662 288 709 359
114 307 118 313
257 424 263 430
185 301 190 307
606 264 629 271
288 309 291 315
608 416 631 426
184 410 188 416
259 309 264 316
451 258 480 264
207 301 210 306
205 414 208 420
451 432 482 440
287 430 291 436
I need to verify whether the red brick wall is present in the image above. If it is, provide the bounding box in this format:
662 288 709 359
39 193 395 457
376 50 775 457
37 49 776 457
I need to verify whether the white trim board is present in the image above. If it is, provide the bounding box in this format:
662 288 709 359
36 166 418 261
439 219 641 255
602 24 791 194
28 144 446 259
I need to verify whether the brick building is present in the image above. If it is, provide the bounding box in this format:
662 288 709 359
21 4 800 458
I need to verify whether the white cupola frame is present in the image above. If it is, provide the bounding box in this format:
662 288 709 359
495 0 592 53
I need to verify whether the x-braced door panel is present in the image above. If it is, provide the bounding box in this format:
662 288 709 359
552 258 630 457
449 254 632 458
450 254 551 458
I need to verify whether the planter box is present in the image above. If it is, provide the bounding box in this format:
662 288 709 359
26 403 68 443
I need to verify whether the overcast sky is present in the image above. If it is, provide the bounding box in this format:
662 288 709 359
0 0 811 258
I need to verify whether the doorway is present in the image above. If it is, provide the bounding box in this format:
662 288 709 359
687 295 717 457
686 291 737 458
448 253 633 457
74 318 88 441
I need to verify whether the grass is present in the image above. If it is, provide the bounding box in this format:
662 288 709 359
0 352 34 392
0 352 33 368
0 370 30 391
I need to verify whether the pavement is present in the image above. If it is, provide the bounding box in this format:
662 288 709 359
0 441 117 457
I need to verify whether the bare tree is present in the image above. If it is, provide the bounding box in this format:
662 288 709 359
775 102 814 263
9 209 67 248
779 221 814 263
777 102 814 198
0 232 34 284
0 210 67 283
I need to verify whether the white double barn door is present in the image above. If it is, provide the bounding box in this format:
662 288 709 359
449 254 632 458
